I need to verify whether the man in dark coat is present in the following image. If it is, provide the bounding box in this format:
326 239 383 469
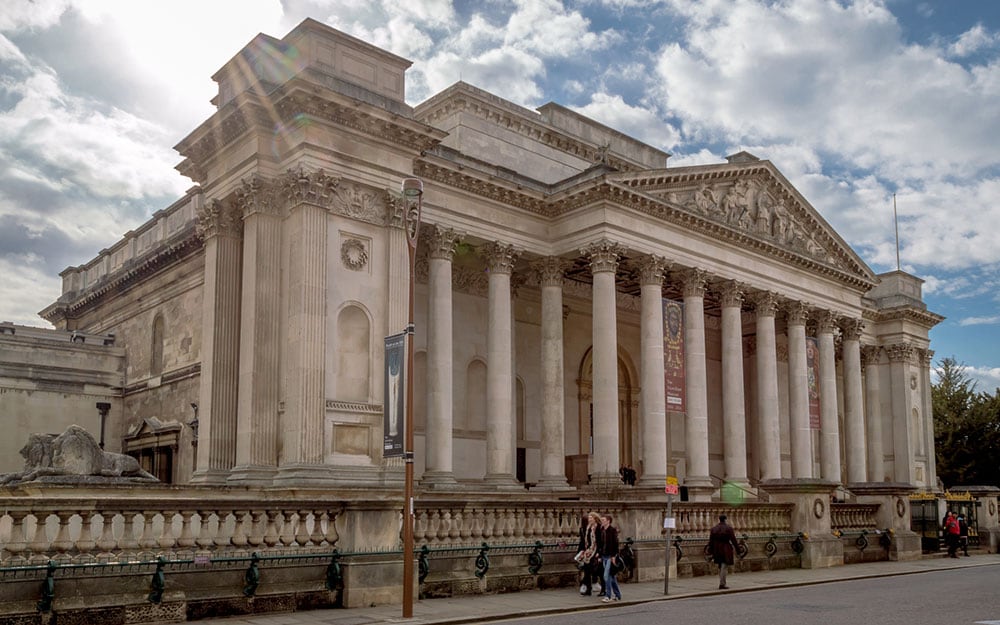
708 514 739 589
957 514 970 556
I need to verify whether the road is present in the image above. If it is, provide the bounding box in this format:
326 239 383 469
496 565 1000 625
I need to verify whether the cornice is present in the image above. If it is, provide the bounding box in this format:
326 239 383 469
41 225 203 325
870 306 945 329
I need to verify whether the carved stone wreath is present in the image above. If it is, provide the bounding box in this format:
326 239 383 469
813 497 825 519
341 238 368 271
990 501 996 517
896 497 906 518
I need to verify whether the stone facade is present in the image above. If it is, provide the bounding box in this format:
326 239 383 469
22 19 942 500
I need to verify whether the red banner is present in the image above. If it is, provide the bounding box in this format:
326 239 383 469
663 299 685 413
807 336 821 429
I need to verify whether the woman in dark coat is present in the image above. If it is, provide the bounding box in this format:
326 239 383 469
708 514 739 589
575 512 601 595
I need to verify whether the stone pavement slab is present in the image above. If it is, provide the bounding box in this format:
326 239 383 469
193 554 1000 625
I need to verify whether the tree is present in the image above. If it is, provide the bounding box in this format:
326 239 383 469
932 357 1000 488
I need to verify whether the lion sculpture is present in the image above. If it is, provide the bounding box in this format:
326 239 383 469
0 425 157 485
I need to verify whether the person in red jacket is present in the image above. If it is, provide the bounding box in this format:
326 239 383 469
943 511 961 558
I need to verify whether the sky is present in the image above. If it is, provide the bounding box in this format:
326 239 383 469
1 0 999 391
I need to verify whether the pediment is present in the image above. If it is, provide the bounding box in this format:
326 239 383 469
609 160 877 286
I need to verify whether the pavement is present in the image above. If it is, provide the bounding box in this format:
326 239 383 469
195 553 1000 625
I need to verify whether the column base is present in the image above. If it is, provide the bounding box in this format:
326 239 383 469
419 471 460 490
636 474 667 490
227 465 278 486
189 468 231 485
533 476 574 491
683 475 715 502
483 473 525 491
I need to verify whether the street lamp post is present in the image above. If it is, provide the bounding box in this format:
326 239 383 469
401 177 423 618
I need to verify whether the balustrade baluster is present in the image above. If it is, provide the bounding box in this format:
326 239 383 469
4 511 30 561
277 510 295 547
120 512 142 555
214 511 233 549
246 511 265 548
295 510 311 546
263 511 280 547
77 510 97 555
449 510 462 541
158 511 178 550
325 509 340 547
176 511 196 549
29 513 53 558
194 512 214 550
438 510 451 542
309 510 325 546
139 511 159 550
428 509 441 544
96 512 117 555
231 510 249 548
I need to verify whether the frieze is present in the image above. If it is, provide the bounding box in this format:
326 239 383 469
325 400 383 414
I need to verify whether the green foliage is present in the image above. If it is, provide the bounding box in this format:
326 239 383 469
932 357 1000 488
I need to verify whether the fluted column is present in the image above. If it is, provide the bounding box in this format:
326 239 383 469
753 291 781 481
786 303 812 478
861 345 884 482
583 239 623 484
717 281 748 487
680 269 713 499
841 318 866 484
483 241 520 489
886 342 916 484
278 174 330 481
422 226 462 487
637 255 669 488
192 199 242 484
535 258 571 490
817 312 841 483
920 349 937 489
231 176 281 484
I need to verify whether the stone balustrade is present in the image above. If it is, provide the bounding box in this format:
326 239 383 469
831 503 880 530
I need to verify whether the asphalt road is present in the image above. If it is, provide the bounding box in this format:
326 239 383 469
496 565 1000 625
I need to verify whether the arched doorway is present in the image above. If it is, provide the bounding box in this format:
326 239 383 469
576 346 639 482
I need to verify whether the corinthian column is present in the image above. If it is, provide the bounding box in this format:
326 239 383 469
192 199 242 484
679 269 713 500
583 239 623 484
277 170 333 483
753 291 781 481
919 349 937 489
886 342 916 484
637 255 669 488
841 318 866 484
817 312 841 483
422 226 462 487
717 281 748 488
483 241 520 489
861 345 884 482
786 302 812 478
534 258 571 490
231 176 281 485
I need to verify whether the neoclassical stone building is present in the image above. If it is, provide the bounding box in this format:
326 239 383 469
36 18 942 499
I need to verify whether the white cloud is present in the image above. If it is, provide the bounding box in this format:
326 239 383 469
949 24 1000 58
571 92 680 151
0 255 59 326
959 315 1000 327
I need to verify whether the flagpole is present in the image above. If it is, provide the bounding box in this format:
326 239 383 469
893 193 900 271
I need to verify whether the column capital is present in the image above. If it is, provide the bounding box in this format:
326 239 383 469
751 291 780 317
885 342 914 363
237 174 282 219
715 280 745 309
482 241 520 275
815 310 838 335
581 239 624 274
839 317 864 341
861 344 881 367
637 254 670 285
427 226 464 261
918 348 935 366
533 257 569 287
197 199 242 240
785 301 809 326
677 268 709 298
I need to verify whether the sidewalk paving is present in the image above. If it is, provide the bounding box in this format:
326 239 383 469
197 553 1000 625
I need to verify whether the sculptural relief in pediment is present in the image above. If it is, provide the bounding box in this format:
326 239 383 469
660 177 843 270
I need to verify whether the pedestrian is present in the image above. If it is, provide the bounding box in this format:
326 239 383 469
575 512 601 595
708 514 739 589
957 514 970 557
598 514 622 603
943 511 960 558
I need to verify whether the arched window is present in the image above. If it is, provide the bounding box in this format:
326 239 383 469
150 314 164 376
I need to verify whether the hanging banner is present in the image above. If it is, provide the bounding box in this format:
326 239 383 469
663 299 685 412
807 336 821 429
383 332 406 458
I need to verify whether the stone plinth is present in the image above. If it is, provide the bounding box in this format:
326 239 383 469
759 478 843 568
848 482 921 561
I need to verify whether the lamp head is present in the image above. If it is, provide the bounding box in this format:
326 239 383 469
401 178 423 198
